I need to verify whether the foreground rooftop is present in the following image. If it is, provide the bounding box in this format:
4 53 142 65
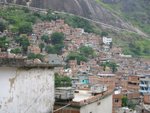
0 57 63 68
71 89 113 107
73 90 93 102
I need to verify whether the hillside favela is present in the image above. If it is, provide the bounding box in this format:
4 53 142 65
0 0 150 113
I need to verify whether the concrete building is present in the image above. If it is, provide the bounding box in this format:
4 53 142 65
128 76 140 92
91 84 107 94
0 58 60 113
97 73 116 90
28 45 41 54
48 54 63 65
54 89 113 113
72 74 89 90
102 36 112 45
139 75 150 94
113 89 123 113
78 74 89 85
102 44 110 52
55 87 74 100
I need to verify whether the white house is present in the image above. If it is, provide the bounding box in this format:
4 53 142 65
102 36 112 45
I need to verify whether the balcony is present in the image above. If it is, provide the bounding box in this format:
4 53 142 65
139 84 147 87
139 90 148 93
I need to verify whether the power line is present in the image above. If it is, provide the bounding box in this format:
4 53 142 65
53 103 71 112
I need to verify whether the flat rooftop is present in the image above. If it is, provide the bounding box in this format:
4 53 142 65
73 90 93 102
54 89 113 107
70 89 113 107
97 73 115 76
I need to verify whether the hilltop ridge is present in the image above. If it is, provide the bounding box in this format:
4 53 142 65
2 0 149 37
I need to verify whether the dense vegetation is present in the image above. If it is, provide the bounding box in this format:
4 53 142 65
0 18 7 32
122 96 136 109
123 39 150 57
27 53 44 60
14 34 30 53
0 7 34 34
10 48 21 54
96 0 150 35
101 61 118 73
96 0 150 57
55 73 72 87
0 36 9 51
79 46 95 58
66 52 87 65
45 32 65 55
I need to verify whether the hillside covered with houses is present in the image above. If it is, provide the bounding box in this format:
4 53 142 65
0 5 150 113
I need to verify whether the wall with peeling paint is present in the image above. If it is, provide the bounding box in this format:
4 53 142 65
0 67 54 113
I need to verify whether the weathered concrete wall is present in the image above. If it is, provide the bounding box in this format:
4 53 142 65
0 67 54 113
80 94 112 113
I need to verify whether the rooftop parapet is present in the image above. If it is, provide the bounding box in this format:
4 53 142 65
0 57 63 68
71 89 113 107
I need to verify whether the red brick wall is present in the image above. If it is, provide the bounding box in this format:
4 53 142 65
144 94 150 104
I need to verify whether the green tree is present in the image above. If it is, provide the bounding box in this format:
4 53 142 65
25 15 36 24
10 48 21 54
14 36 22 45
18 22 32 34
0 36 9 51
39 43 45 52
51 32 65 45
45 44 64 54
17 35 30 54
67 52 87 64
22 7 30 13
122 96 128 107
14 35 30 48
41 35 50 44
101 62 107 71
122 96 136 109
21 38 30 54
28 53 44 60
45 45 55 54
79 46 94 58
109 62 118 73
55 73 72 87
28 53 36 59
54 44 64 54
36 54 44 60
101 61 118 73
46 10 58 21
101 31 108 37
0 19 7 32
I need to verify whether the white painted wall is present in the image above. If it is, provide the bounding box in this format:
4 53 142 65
103 36 112 45
0 67 54 113
80 94 112 113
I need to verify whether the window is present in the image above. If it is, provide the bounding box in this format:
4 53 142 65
115 99 119 103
